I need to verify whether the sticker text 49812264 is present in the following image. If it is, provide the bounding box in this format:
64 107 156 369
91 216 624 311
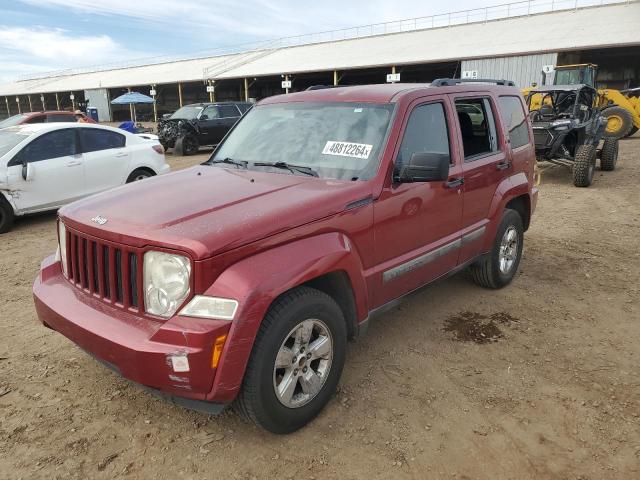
322 141 373 160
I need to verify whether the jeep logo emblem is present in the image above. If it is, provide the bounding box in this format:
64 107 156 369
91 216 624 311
91 215 108 226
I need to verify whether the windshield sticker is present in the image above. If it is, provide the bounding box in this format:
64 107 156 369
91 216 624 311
354 108 363 113
322 141 373 160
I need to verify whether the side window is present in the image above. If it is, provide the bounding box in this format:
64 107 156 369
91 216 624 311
220 104 241 118
499 96 530 149
396 102 450 173
47 114 76 123
16 129 77 164
201 106 220 120
80 129 126 153
455 98 498 160
237 103 251 114
25 115 46 124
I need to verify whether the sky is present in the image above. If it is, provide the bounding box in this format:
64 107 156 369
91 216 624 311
0 0 491 83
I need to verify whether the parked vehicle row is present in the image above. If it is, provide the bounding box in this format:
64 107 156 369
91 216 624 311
33 80 538 433
0 123 169 233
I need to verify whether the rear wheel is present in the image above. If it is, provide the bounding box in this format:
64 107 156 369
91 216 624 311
602 106 634 139
470 209 524 289
234 287 347 434
174 134 199 156
600 138 619 171
0 195 15 234
126 168 155 183
573 144 596 187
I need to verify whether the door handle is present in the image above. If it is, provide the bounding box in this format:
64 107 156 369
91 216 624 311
114 152 128 157
66 160 82 167
496 161 512 170
445 178 464 188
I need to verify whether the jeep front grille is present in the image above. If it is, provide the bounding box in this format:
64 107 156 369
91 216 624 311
63 228 142 312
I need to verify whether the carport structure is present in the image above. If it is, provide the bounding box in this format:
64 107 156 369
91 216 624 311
0 0 639 121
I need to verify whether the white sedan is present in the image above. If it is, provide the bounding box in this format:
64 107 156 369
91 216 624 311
0 123 170 233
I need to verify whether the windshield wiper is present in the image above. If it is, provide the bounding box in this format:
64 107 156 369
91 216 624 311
253 161 319 177
208 157 248 168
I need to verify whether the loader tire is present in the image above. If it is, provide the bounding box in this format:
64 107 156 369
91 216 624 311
602 106 634 139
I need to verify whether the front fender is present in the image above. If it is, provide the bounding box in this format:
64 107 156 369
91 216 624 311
482 173 531 251
204 232 368 403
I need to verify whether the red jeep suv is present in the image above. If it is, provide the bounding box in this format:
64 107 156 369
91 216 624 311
34 80 538 433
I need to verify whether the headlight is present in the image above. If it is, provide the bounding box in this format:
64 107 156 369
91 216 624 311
143 251 191 318
180 296 238 320
58 221 68 277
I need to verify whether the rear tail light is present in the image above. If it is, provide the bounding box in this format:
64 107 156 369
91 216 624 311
152 144 164 154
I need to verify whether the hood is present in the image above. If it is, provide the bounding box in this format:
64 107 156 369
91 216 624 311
60 166 370 259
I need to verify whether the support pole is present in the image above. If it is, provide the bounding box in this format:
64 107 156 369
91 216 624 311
40 94 46 110
127 87 133 121
178 83 183 107
211 81 216 102
392 65 396 75
16 97 21 114
244 78 249 102
71 92 76 111
27 95 33 112
333 70 338 86
5 96 10 116
55 92 60 110
208 80 213 102
285 74 290 94
152 84 157 123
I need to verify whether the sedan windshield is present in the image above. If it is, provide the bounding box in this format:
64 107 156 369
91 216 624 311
209 102 394 180
170 106 203 120
0 129 29 158
0 114 29 129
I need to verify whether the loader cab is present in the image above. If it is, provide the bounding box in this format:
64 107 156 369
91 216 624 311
552 64 598 89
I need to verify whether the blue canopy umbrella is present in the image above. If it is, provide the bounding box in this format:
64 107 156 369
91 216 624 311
110 91 154 122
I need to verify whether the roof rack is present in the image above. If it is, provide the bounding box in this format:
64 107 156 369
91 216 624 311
431 78 516 87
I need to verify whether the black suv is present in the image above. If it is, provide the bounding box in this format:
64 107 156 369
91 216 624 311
157 101 252 155
527 84 617 187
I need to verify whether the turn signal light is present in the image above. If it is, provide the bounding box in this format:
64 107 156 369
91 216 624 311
211 334 227 369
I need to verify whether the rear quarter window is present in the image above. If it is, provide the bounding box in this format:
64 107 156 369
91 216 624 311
80 129 126 152
498 96 530 149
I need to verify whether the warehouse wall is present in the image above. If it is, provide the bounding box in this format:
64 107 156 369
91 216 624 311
461 53 558 88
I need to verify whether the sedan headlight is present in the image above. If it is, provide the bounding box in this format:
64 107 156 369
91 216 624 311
180 296 238 320
143 251 191 318
58 221 68 277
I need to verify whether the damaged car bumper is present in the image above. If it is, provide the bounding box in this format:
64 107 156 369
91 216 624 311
33 255 230 413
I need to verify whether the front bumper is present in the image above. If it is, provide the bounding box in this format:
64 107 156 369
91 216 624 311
33 255 231 407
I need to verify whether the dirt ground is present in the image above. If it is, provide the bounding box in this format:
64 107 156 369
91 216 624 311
1 139 639 480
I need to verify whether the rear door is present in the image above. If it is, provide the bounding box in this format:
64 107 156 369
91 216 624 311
78 128 130 194
372 98 464 307
6 128 84 212
449 93 509 264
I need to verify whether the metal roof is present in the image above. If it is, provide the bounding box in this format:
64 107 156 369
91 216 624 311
1 1 638 96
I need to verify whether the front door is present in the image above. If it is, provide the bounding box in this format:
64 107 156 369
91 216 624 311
371 99 464 308
6 128 84 213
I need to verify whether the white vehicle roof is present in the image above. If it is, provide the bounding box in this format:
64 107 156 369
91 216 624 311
6 122 133 136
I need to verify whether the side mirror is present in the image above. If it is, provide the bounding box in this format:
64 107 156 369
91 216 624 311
22 161 34 182
162 113 172 120
396 152 450 183
200 114 209 120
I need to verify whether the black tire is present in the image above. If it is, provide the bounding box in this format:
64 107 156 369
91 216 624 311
470 209 524 289
600 138 619 171
572 144 596 187
234 286 347 434
126 168 155 183
602 106 634 139
0 195 15 234
626 126 639 138
174 134 199 156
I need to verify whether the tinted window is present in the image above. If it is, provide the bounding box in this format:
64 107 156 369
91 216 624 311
80 129 125 153
18 129 76 163
219 105 240 118
47 114 76 123
201 106 220 120
25 115 46 124
396 102 450 173
499 96 530 149
455 98 499 160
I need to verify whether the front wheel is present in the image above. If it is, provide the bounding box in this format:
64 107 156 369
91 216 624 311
573 144 596 187
234 287 347 434
174 134 199 156
0 195 15 234
470 208 524 289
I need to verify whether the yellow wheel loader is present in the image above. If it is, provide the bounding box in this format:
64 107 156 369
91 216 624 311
523 64 640 139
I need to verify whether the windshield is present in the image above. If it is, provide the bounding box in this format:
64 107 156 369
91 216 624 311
170 106 204 120
0 129 29 157
210 102 394 180
0 114 29 129
554 68 595 87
